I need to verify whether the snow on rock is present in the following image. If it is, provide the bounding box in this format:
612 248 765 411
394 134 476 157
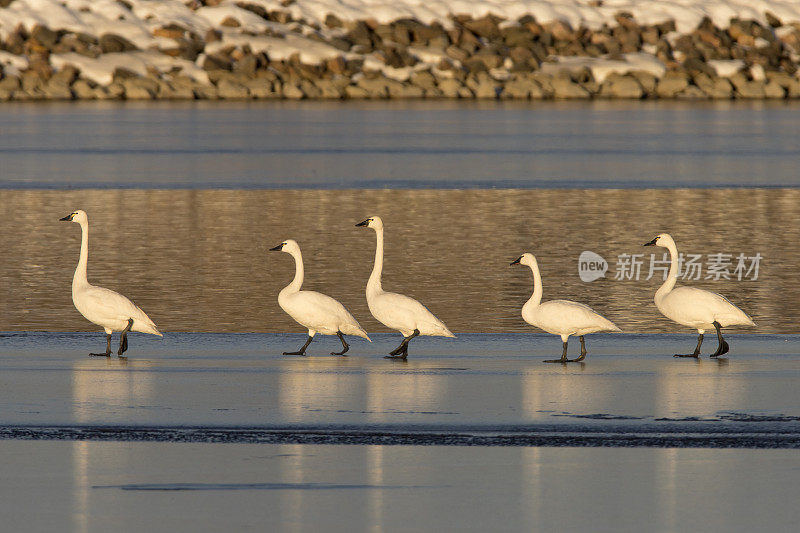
51 51 209 86
234 0 800 33
707 59 746 77
542 53 666 84
0 50 28 77
205 32 344 64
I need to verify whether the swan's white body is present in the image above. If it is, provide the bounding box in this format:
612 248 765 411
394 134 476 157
359 217 454 338
516 253 620 342
274 240 370 341
63 210 161 337
646 233 755 334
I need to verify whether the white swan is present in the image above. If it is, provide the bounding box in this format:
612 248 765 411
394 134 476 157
270 239 370 356
512 253 620 363
356 216 454 360
60 210 162 357
644 233 755 357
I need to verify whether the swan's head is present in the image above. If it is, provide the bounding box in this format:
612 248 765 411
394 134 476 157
355 216 383 230
269 239 300 254
59 210 87 224
510 252 536 267
643 233 675 248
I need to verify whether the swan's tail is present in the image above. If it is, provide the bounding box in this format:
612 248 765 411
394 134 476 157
342 324 371 342
425 322 456 338
131 309 163 336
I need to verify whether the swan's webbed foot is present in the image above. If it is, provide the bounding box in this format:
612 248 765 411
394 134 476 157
544 341 570 363
572 336 588 362
710 321 729 357
388 329 419 358
711 339 729 357
92 334 112 357
384 353 408 361
118 318 133 356
331 332 350 356
284 335 313 356
675 333 703 358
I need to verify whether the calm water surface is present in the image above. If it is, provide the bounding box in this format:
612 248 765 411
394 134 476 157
0 100 799 188
0 188 796 333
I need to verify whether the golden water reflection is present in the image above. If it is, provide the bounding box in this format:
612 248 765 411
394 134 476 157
0 188 794 333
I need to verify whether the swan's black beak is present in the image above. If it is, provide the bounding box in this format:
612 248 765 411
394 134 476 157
355 219 369 227
643 237 658 246
59 214 74 221
510 256 522 265
269 243 284 251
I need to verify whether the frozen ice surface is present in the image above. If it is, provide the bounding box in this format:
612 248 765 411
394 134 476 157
1 440 800 532
1 332 800 446
2 333 800 531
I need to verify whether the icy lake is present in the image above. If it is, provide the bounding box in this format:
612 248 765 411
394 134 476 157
1 100 799 189
1 100 800 532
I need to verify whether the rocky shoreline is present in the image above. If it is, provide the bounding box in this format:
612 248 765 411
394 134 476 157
2 2 800 101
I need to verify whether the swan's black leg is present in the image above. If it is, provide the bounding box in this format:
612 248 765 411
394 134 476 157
331 331 350 356
572 336 588 362
544 341 569 363
711 321 729 357
386 329 419 360
91 334 112 357
284 335 313 356
118 318 133 356
675 333 703 358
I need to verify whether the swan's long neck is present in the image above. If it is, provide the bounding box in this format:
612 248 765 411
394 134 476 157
73 220 90 290
284 248 304 294
655 241 679 302
525 260 543 309
367 227 384 296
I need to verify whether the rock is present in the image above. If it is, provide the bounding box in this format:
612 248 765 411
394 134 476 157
599 74 643 98
682 57 715 76
243 78 280 99
765 12 783 28
324 14 343 29
193 84 218 100
551 76 590 98
466 72 500 98
204 53 234 72
312 79 345 99
20 71 45 93
693 73 733 98
437 77 463 98
70 79 97 99
445 45 469 62
233 53 258 77
630 71 658 95
356 74 407 98
656 72 689 97
676 85 707 99
547 20 574 42
216 78 250 99
463 16 501 40
503 74 543 98
409 70 436 90
31 25 58 50
325 56 346 75
472 51 503 70
99 33 137 53
730 74 766 98
42 81 73 100
764 80 786 98
344 85 370 98
49 65 79 87
121 77 158 99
